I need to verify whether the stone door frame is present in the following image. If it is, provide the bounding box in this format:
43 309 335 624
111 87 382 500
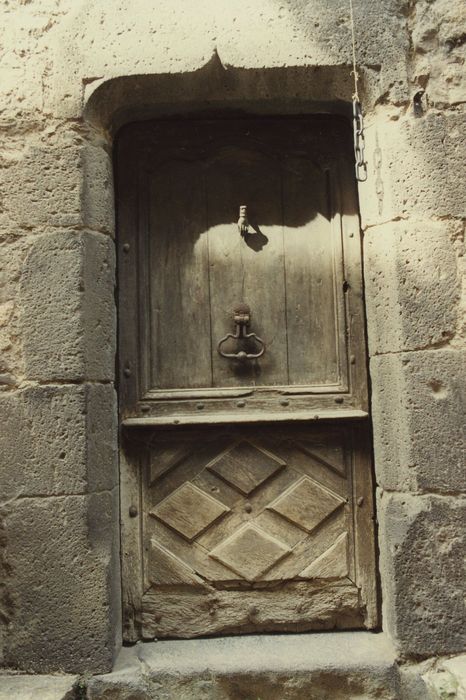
84 62 463 665
94 65 378 662
4 57 462 675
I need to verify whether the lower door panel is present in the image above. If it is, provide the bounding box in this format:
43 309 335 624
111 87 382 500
123 423 377 639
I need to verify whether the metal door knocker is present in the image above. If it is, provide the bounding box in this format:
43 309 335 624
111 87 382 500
238 205 250 236
217 303 266 361
238 204 269 251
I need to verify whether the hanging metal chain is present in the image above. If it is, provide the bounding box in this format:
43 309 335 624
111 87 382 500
352 98 367 182
349 0 367 182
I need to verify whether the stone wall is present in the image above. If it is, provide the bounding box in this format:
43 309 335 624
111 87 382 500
0 0 464 676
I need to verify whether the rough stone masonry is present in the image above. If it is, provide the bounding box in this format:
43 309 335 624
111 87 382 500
0 0 464 698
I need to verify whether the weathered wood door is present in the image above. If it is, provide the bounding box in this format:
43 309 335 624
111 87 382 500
116 116 377 641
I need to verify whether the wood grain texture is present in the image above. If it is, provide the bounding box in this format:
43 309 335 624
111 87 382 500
116 116 377 641
351 426 379 626
141 581 363 639
206 146 288 387
209 522 292 582
267 475 346 533
119 439 143 642
300 533 349 579
206 440 286 495
148 540 207 587
150 481 231 542
117 116 366 417
122 408 368 427
116 141 140 414
283 161 344 387
129 425 377 637
149 161 212 389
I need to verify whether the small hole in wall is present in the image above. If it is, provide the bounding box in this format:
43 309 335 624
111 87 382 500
428 379 448 399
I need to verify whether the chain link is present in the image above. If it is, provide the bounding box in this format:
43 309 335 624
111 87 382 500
352 98 367 182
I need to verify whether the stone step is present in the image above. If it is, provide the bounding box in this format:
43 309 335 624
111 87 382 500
87 632 401 700
0 674 78 700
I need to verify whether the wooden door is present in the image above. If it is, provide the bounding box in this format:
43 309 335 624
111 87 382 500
116 116 377 641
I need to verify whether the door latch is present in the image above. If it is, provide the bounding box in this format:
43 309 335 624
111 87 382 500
217 304 266 361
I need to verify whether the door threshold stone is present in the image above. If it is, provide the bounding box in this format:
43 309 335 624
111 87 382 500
0 674 78 700
87 631 402 699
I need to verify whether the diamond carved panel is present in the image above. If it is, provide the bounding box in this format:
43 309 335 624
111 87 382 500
150 444 192 484
295 441 347 476
267 475 345 533
299 533 348 579
150 482 230 541
209 523 291 581
148 540 205 586
207 440 286 495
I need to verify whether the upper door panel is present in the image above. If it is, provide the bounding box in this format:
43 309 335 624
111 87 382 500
117 116 367 422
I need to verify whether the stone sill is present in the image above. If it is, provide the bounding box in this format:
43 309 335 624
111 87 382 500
2 636 464 699
88 632 402 699
0 674 78 700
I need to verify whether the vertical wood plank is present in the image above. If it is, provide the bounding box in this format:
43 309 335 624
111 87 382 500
283 160 342 386
338 156 369 411
149 160 212 389
351 424 379 628
120 438 143 642
207 147 288 387
116 136 140 414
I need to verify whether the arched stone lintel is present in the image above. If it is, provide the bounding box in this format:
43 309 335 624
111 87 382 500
83 55 370 135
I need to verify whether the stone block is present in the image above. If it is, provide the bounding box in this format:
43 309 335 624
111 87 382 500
20 230 115 381
370 349 465 493
1 133 114 234
378 492 466 657
0 1 66 120
410 0 466 108
359 110 466 226
0 675 78 700
423 665 465 699
2 490 121 674
81 138 115 236
81 232 116 379
436 655 466 698
364 220 461 355
86 646 151 700
0 383 117 499
398 661 435 700
0 236 30 307
87 632 400 700
0 236 30 388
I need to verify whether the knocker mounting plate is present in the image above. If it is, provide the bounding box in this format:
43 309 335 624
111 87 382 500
217 303 266 361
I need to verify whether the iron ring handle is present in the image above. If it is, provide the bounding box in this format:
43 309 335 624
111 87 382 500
217 331 266 360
